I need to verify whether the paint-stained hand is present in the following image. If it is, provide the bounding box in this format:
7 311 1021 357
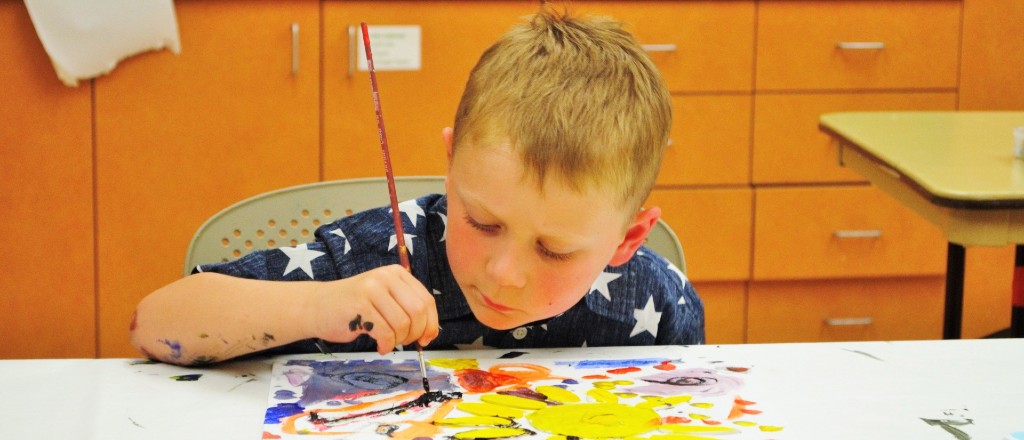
307 265 439 354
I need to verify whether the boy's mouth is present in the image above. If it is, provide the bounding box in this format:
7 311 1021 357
479 292 514 313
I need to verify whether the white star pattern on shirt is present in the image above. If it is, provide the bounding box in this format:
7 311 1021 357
630 296 662 338
666 262 688 304
432 289 443 296
397 199 425 227
589 271 622 302
279 243 325 279
437 212 447 242
328 228 352 255
388 234 417 255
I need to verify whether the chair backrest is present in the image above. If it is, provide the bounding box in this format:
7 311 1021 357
184 176 686 276
184 176 447 276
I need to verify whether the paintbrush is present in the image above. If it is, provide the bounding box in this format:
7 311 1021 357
360 22 431 394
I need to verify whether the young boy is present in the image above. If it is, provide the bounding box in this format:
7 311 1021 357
131 8 704 366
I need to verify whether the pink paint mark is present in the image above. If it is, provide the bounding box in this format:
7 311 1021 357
583 374 609 380
654 360 676 371
663 416 692 424
607 366 642 374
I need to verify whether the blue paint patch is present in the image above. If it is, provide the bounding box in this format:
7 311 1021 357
561 379 578 385
158 339 183 359
264 402 306 424
1007 432 1024 440
326 400 342 406
274 389 297 400
170 374 202 381
555 358 669 369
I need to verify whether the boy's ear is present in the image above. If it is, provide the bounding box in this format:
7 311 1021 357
442 127 454 161
608 206 662 267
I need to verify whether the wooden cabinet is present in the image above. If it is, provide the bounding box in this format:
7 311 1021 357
2 0 1021 358
93 0 321 357
321 2 537 180
0 2 95 358
756 0 960 91
747 278 944 343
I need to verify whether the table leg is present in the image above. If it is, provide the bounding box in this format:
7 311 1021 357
1013 245 1024 338
943 243 965 340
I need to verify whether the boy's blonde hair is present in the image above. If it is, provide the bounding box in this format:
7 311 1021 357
451 7 672 216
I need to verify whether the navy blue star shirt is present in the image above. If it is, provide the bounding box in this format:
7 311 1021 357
194 194 704 354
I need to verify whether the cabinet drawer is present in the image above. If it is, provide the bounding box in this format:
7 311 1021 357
747 278 944 343
756 0 960 91
752 92 957 184
574 1 755 92
753 186 946 280
648 188 752 281
695 281 747 344
658 95 751 186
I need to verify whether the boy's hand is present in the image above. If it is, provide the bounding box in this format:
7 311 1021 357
307 265 439 355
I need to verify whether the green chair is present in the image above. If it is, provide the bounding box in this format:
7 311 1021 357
184 176 685 276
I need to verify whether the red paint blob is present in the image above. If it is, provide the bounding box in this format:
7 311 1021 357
726 366 750 373
663 416 692 424
653 361 676 371
582 374 609 380
607 366 642 374
455 369 519 393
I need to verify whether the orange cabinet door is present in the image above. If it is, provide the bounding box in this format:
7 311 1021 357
322 1 537 180
1 2 95 359
756 0 960 91
959 0 1024 110
94 0 321 357
572 1 755 93
695 281 747 344
752 92 957 184
753 186 947 280
647 188 753 282
658 95 752 186
747 278 944 343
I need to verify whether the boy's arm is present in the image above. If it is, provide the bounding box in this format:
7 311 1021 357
131 267 439 366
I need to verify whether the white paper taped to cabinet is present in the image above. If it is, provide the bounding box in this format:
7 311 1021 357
23 0 181 87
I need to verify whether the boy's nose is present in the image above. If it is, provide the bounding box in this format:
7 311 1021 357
485 246 528 289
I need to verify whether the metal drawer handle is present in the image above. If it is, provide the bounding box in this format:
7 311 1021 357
291 23 300 75
836 41 886 50
642 43 678 52
825 317 874 326
833 230 883 239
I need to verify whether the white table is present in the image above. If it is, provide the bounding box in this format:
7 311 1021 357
2 340 1022 439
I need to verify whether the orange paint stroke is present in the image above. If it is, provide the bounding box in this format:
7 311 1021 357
455 363 559 393
583 374 609 380
701 419 722 425
392 400 459 440
663 416 692 424
727 395 760 420
607 366 642 374
262 432 282 439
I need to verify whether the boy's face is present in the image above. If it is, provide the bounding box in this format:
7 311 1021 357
444 132 657 330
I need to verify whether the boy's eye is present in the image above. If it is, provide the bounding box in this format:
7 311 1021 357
464 215 499 234
537 244 573 262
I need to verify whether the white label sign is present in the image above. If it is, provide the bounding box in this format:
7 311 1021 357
356 25 422 71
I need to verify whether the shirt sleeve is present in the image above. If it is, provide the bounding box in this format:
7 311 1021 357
192 240 340 282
